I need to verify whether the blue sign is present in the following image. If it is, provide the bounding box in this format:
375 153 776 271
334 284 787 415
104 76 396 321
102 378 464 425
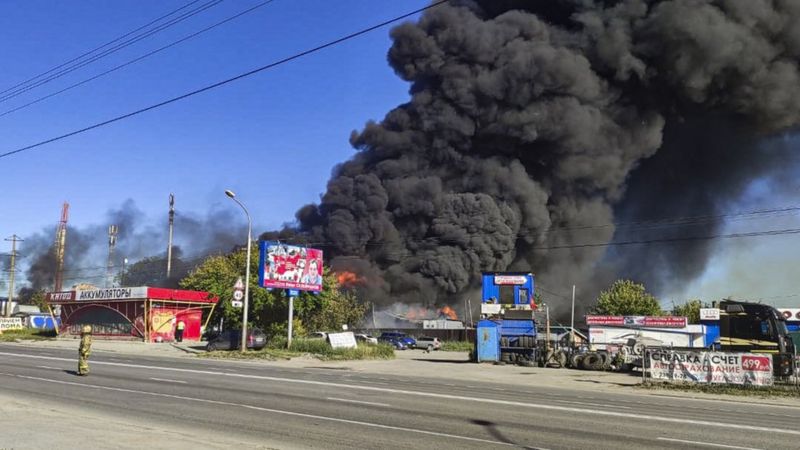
288 289 300 297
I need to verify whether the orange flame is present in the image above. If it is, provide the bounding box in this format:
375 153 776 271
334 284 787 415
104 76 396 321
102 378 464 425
438 305 458 320
336 271 363 287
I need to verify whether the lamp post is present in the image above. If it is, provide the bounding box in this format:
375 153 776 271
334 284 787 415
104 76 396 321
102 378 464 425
121 257 128 287
225 190 252 352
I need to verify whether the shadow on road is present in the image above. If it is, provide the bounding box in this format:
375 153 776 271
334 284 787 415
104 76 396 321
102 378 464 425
574 379 635 387
471 419 536 449
410 358 472 364
63 370 80 376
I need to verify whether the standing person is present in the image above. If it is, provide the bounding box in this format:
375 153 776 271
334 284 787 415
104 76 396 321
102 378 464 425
175 319 185 343
77 325 92 376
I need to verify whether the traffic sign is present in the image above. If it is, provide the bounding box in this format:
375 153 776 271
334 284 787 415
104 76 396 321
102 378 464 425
231 300 243 308
233 290 244 301
288 289 299 297
234 277 245 290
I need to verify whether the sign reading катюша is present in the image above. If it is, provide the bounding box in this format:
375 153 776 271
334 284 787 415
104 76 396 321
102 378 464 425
648 350 773 386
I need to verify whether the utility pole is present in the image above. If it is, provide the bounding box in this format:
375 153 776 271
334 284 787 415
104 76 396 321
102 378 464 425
166 193 174 279
106 225 118 288
5 235 22 317
570 285 576 347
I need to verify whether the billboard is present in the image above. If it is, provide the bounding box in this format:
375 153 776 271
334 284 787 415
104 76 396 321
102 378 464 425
258 241 323 292
648 350 773 386
585 315 687 328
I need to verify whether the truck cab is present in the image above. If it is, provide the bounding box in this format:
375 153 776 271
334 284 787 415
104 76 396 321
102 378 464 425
704 300 795 377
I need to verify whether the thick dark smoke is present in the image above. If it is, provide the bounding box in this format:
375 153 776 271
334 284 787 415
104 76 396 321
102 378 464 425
284 0 800 314
21 199 246 292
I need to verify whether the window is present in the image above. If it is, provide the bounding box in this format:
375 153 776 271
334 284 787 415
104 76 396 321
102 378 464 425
499 285 515 303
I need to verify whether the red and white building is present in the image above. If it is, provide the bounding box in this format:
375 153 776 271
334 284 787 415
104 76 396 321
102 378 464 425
46 286 218 342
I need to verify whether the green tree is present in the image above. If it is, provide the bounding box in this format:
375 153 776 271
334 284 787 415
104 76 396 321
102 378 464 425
672 299 706 324
593 279 663 316
180 247 368 338
180 248 281 332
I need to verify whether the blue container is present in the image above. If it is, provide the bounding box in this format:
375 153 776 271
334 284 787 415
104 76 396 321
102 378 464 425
476 320 500 362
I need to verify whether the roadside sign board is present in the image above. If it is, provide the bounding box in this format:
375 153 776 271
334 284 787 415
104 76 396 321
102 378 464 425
234 277 245 290
699 308 720 321
585 315 687 328
328 332 357 349
287 289 299 297
231 300 243 308
233 290 244 301
648 350 773 386
258 241 323 292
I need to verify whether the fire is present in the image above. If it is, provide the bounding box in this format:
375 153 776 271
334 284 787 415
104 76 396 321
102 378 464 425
438 305 458 320
336 271 363 287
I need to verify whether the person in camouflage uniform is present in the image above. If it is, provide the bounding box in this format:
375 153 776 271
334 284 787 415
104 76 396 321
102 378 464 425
78 325 92 376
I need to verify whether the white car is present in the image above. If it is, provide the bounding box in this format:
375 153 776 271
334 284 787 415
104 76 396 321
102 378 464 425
355 333 378 345
414 336 441 352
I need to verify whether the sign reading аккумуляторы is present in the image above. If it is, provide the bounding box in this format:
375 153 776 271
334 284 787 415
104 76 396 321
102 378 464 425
648 350 773 386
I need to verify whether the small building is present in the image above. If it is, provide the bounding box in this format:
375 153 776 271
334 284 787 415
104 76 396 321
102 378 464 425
46 286 218 342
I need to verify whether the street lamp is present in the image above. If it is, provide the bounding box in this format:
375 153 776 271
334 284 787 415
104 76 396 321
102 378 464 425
121 257 128 286
225 189 252 352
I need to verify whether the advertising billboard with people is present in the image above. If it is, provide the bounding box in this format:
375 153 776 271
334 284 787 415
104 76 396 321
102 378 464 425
258 241 324 292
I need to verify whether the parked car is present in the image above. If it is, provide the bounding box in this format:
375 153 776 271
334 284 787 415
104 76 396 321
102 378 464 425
378 336 407 350
379 331 416 348
355 333 378 345
308 331 329 340
414 336 441 352
206 328 267 351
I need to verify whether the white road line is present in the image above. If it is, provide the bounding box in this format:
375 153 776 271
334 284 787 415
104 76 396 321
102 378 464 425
149 377 187 384
326 397 391 408
1 351 798 436
656 437 763 450
555 400 631 410
0 372 512 447
35 365 62 370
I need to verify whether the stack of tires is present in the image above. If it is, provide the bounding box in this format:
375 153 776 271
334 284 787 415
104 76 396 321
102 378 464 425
497 335 537 366
570 351 612 371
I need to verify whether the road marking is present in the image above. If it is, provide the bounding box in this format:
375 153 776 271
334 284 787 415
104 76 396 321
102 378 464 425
36 365 62 370
0 372 513 447
326 397 391 407
149 377 187 384
1 351 798 436
555 400 631 410
656 437 763 449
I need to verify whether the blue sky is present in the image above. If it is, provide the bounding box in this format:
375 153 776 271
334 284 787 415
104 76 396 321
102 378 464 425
0 0 428 261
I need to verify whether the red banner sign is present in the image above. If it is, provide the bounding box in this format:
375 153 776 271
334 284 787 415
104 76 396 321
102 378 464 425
585 315 687 328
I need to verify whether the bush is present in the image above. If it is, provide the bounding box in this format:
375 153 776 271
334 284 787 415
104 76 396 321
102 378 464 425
202 338 395 361
0 328 57 342
440 340 473 352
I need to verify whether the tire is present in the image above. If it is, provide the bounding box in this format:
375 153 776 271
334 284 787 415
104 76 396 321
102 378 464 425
500 337 509 348
556 351 568 368
207 343 218 352
581 353 600 370
501 352 512 363
598 352 611 370
571 353 584 369
426 345 433 353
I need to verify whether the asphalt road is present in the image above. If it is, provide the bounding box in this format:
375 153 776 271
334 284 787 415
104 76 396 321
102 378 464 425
1 343 799 449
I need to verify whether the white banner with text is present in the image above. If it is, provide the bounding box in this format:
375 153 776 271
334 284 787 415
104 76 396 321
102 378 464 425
648 350 773 386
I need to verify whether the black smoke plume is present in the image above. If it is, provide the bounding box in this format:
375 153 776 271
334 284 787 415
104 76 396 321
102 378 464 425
279 0 800 314
21 199 246 291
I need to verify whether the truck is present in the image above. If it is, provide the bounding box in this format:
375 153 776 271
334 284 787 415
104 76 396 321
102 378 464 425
584 300 795 377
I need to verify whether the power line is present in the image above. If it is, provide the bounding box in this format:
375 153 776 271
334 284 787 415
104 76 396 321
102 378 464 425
0 0 277 119
0 0 448 160
0 0 223 104
0 0 203 96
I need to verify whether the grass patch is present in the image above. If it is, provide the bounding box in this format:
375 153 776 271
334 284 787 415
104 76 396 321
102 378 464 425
200 337 395 361
638 380 800 398
0 328 57 342
440 340 473 352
